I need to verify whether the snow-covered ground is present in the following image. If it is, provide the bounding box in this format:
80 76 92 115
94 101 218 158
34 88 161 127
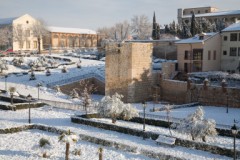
0 129 157 160
0 106 232 160
0 54 239 159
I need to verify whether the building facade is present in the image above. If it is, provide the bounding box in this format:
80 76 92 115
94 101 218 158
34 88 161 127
47 26 99 50
176 32 221 73
0 14 100 52
178 6 240 25
221 22 240 73
0 14 41 51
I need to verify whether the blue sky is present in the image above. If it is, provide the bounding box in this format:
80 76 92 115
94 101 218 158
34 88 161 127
0 0 239 30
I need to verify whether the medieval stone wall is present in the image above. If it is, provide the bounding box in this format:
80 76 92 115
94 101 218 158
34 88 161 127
105 42 153 103
159 79 240 107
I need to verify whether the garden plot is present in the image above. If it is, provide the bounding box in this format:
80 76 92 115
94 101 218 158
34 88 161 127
132 103 240 126
0 129 157 160
0 106 232 160
89 117 240 150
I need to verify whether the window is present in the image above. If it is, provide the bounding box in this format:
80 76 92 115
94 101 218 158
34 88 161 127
26 41 30 49
213 50 217 60
223 51 227 55
34 41 37 49
184 51 189 60
230 33 238 41
238 47 240 56
193 49 203 60
208 51 211 60
239 33 240 41
25 29 30 37
19 42 23 49
205 10 208 13
230 47 237 56
224 36 228 41
199 36 204 40
198 10 200 14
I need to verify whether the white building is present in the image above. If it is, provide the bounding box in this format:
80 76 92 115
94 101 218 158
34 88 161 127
221 22 240 73
0 14 40 51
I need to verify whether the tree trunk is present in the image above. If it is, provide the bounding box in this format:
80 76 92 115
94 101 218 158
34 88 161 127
11 94 13 104
99 147 103 160
65 142 70 160
202 136 206 142
38 37 41 54
112 117 116 124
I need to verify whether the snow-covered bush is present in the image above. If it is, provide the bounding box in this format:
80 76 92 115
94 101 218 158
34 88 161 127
97 93 139 123
46 68 51 76
39 137 51 158
62 65 67 73
172 106 217 142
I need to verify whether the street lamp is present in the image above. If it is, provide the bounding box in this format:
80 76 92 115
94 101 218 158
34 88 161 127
26 94 32 124
4 75 8 91
36 83 42 100
231 121 238 160
142 101 147 140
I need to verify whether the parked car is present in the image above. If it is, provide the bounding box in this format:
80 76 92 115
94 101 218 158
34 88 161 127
2 49 14 54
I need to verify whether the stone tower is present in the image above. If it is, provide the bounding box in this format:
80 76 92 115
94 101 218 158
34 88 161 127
105 42 153 103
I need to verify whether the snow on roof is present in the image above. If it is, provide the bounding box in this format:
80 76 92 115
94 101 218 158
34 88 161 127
0 17 18 25
222 22 240 32
175 32 218 44
47 26 96 34
183 10 240 18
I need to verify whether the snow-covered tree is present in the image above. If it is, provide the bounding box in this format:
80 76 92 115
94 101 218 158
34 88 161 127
8 86 16 105
97 93 139 123
59 130 79 160
0 59 8 72
131 14 151 40
172 106 217 142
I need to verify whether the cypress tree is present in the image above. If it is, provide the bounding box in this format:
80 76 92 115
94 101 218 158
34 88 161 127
156 23 160 40
190 11 196 37
152 12 157 40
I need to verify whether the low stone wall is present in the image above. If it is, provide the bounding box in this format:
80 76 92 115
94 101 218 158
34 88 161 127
0 102 45 110
71 115 240 158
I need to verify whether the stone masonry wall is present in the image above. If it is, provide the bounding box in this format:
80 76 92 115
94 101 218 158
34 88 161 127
105 42 153 103
159 79 240 107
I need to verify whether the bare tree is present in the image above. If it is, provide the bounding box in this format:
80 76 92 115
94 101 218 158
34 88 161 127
79 80 96 115
13 25 27 53
31 19 49 54
0 26 13 50
115 20 130 41
131 15 151 40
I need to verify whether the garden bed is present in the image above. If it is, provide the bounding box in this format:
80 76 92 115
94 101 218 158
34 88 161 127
71 115 240 158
